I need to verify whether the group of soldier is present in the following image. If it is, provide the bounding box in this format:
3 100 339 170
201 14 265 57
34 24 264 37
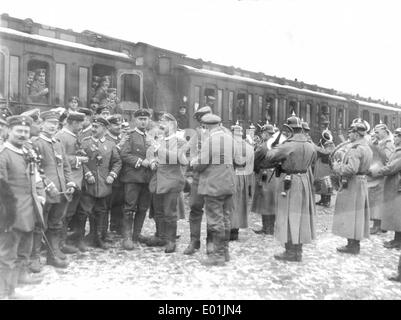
0 95 401 299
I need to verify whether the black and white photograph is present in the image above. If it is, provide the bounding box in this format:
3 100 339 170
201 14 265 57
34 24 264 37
0 0 401 303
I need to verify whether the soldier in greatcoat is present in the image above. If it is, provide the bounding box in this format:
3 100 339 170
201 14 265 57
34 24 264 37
370 128 401 249
147 113 188 253
368 123 394 234
252 124 277 235
55 112 88 252
0 116 45 299
120 109 152 250
31 111 76 271
192 114 244 266
260 114 317 262
75 116 121 250
332 119 373 254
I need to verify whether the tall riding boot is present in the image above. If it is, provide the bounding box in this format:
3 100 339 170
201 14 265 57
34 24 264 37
296 244 303 262
102 211 112 243
60 218 79 254
121 212 135 250
132 210 147 248
75 214 88 252
266 215 275 235
274 241 298 262
253 215 269 234
370 219 381 235
46 230 69 268
164 221 177 254
202 232 226 266
206 229 214 255
95 214 110 250
224 229 231 262
337 238 359 254
230 228 239 241
85 215 96 247
384 231 401 249
29 231 43 273
184 219 201 255
147 218 166 247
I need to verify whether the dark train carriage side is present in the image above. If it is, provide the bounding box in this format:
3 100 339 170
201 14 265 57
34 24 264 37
0 26 143 120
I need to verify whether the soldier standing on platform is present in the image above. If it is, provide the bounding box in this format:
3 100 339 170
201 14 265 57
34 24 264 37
252 124 277 235
183 106 213 255
75 117 121 250
120 109 152 250
192 114 244 266
370 128 401 249
31 111 76 271
147 113 188 253
260 114 317 262
332 119 372 255
78 108 94 140
0 116 45 299
369 123 394 235
55 112 88 252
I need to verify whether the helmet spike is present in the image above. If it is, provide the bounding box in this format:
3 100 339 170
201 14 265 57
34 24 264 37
292 111 296 117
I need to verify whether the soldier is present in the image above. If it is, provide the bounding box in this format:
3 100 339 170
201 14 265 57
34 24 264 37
252 124 277 235
147 113 188 253
75 116 121 250
120 109 152 250
192 114 244 266
260 114 317 262
370 128 401 249
230 122 254 241
96 105 111 119
30 111 76 271
183 106 214 255
0 115 45 299
332 119 373 254
369 123 394 235
314 130 335 207
55 112 88 252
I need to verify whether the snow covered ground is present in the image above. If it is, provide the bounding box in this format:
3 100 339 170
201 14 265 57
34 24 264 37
18 195 401 300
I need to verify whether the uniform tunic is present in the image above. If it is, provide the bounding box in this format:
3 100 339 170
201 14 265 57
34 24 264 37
332 138 373 240
314 141 335 195
376 147 401 231
261 133 317 245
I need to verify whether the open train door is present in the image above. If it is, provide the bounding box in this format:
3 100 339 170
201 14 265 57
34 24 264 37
116 69 143 122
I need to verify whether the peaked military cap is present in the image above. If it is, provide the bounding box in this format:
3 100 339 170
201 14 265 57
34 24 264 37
68 96 79 103
7 115 33 127
21 108 40 121
159 112 176 122
96 105 110 115
40 110 60 121
193 106 212 120
301 121 310 131
200 113 221 125
134 108 151 118
78 108 93 116
92 116 110 127
67 112 85 122
107 114 122 125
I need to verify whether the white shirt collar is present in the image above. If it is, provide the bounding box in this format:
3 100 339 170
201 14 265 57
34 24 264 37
134 128 146 136
4 141 26 155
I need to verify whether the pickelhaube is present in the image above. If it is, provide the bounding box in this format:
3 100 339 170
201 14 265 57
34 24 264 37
349 118 368 135
284 112 302 129
374 122 389 132
301 118 310 131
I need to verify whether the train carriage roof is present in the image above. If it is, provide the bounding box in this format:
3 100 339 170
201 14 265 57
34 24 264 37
352 99 401 113
0 26 132 60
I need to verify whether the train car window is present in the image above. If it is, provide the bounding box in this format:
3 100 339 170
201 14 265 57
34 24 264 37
120 74 141 105
384 115 389 126
305 103 311 123
204 88 216 110
194 86 201 111
274 98 279 124
0 52 5 99
217 89 223 117
236 93 246 121
258 96 263 121
362 110 370 123
228 91 234 121
330 106 336 129
289 100 297 116
320 104 330 129
27 60 49 104
337 108 344 131
9 56 19 102
79 67 89 107
247 94 253 121
373 113 380 126
264 96 273 123
55 63 66 105
91 64 115 104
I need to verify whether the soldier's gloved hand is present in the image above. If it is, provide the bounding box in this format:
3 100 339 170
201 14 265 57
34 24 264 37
106 175 115 184
87 176 96 184
141 158 150 168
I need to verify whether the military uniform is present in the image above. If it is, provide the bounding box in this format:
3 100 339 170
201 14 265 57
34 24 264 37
332 120 373 254
0 116 45 298
120 127 152 249
76 133 121 249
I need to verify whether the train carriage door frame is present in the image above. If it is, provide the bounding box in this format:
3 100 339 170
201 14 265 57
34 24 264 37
203 84 218 113
116 69 143 109
0 46 10 103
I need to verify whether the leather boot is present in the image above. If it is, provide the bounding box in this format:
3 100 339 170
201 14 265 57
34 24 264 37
146 218 166 247
206 229 214 255
84 215 96 247
29 231 43 273
17 266 43 286
183 239 201 255
121 213 135 250
60 219 79 254
46 231 69 268
164 221 177 254
224 229 230 262
101 211 113 243
201 232 226 266
267 215 275 235
95 214 110 250
47 230 66 261
337 239 360 254
274 242 299 262
75 214 88 252
384 232 401 249
229 228 239 241
184 216 202 254
370 219 381 235
253 215 268 234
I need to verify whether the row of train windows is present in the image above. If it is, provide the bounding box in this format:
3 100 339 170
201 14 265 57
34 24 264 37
0 52 141 108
